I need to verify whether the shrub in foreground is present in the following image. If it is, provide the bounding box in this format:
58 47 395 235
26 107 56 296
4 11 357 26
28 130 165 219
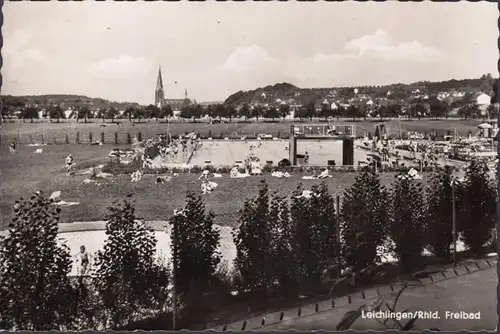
294 183 339 293
93 198 170 329
389 174 427 272
341 170 390 276
170 191 221 303
426 166 454 260
0 194 75 330
233 181 275 293
459 159 496 256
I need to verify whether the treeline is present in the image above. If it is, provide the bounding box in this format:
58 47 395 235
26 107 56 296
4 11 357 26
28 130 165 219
6 98 499 125
0 160 496 330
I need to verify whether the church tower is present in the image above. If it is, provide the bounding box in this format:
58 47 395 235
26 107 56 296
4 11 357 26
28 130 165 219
155 66 165 108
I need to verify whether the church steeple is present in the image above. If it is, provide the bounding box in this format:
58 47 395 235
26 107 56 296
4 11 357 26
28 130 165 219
155 66 165 107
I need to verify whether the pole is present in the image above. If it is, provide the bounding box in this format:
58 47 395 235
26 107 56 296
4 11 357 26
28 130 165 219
452 180 457 267
172 222 177 330
336 195 341 278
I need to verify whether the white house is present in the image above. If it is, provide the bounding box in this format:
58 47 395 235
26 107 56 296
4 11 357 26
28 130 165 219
476 93 491 105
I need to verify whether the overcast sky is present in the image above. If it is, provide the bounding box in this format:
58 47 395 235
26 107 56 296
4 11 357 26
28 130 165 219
3 2 498 104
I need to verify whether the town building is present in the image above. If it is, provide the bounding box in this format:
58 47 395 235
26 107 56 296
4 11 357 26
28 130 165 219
154 66 193 111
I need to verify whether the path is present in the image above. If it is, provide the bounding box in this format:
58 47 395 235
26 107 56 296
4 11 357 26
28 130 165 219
216 258 497 331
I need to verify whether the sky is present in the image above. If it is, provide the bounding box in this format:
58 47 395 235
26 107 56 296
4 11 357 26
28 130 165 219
3 2 498 104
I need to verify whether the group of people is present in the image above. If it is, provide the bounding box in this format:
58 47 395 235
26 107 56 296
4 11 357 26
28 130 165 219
142 132 201 165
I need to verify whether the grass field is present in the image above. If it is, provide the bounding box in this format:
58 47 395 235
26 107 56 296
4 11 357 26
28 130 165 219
0 118 483 229
0 142 431 230
1 119 484 144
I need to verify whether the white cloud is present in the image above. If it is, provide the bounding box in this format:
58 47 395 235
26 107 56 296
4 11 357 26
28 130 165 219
206 30 446 96
344 29 444 62
89 54 153 79
221 45 281 73
3 30 48 69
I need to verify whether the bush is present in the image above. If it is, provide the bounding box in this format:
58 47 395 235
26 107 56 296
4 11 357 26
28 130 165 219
426 166 454 260
389 174 427 272
93 198 170 329
0 194 75 330
459 159 496 256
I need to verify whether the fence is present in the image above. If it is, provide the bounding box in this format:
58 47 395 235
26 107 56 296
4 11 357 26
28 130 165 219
5 130 152 146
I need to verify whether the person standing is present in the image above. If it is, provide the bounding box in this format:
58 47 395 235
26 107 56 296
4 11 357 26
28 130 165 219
9 141 16 154
65 153 74 175
77 245 89 276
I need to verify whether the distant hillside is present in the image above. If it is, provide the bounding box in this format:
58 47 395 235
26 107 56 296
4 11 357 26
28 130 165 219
224 75 496 106
1 94 141 111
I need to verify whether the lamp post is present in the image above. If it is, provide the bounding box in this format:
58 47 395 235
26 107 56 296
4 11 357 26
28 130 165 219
451 178 457 267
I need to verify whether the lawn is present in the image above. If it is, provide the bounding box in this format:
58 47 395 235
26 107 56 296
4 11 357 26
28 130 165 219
0 143 426 230
1 119 483 144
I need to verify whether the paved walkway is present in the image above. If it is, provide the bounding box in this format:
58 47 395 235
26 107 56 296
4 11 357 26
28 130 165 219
217 258 497 332
264 262 496 331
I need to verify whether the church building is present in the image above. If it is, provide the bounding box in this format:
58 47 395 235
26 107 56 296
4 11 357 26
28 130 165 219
155 66 193 111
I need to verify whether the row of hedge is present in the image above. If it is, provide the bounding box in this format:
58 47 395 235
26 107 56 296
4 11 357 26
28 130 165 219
100 159 463 176
0 159 495 331
8 129 434 145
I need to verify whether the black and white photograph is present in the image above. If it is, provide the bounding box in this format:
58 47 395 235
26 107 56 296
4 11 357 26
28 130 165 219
0 1 498 331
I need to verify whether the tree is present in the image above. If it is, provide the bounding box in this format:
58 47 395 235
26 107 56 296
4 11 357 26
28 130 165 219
457 103 480 120
304 101 316 120
425 166 455 260
279 104 291 120
346 105 361 121
93 198 170 329
409 103 426 120
214 104 226 121
459 159 496 256
0 194 75 330
133 108 145 122
106 108 119 122
263 106 279 122
20 107 39 123
251 105 264 121
169 192 221 305
341 171 390 276
161 105 174 119
144 105 160 121
78 106 92 123
124 107 135 123
429 99 449 119
239 103 251 121
233 181 275 292
319 104 333 121
267 194 299 298
486 103 498 120
179 106 193 120
225 105 236 122
295 183 338 293
389 174 427 272
48 106 65 123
